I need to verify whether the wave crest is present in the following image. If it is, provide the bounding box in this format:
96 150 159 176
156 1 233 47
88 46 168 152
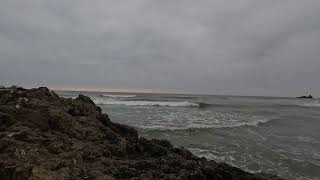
93 98 199 107
300 101 320 107
100 94 137 98
136 118 270 131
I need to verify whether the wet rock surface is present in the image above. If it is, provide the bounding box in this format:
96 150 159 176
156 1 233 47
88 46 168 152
0 87 283 180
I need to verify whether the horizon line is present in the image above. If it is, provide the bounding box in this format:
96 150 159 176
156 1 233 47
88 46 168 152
2 83 312 98
49 86 295 98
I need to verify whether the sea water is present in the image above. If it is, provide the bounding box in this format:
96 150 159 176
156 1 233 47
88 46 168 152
58 91 320 180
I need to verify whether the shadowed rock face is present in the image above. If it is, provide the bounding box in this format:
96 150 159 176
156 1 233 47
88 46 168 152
0 87 283 180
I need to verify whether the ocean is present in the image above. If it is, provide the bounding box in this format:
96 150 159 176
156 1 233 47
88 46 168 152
58 91 320 180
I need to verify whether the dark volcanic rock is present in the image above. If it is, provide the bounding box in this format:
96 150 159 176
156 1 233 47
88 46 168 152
297 94 313 99
0 87 284 180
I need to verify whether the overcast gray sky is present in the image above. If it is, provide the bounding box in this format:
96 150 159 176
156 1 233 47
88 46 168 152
1 0 320 96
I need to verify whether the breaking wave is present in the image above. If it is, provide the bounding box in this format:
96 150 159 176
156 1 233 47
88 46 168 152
93 98 199 107
100 94 137 98
136 118 270 130
299 101 320 107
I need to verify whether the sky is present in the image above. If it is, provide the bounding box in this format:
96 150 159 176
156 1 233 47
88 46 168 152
1 0 320 96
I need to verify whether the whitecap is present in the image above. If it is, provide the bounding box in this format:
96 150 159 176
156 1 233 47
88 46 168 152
93 98 199 107
135 117 271 130
300 101 320 107
100 94 137 98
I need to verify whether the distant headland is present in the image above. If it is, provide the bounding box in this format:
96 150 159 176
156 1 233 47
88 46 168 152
296 94 313 99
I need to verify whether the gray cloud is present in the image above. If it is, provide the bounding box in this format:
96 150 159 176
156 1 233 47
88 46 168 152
1 0 320 96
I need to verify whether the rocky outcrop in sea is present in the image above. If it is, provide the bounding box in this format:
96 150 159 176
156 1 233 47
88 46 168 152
0 87 283 179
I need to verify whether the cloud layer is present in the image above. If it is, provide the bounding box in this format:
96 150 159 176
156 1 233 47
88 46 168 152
1 0 320 96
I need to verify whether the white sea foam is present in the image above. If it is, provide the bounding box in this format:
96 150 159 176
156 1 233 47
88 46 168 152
136 117 270 130
93 98 199 107
188 148 239 167
300 101 320 107
100 94 137 98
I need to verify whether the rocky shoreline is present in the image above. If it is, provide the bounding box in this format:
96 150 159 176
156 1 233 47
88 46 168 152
0 87 283 180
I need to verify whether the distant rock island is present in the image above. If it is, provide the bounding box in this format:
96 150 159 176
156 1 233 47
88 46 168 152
0 86 283 179
297 94 313 99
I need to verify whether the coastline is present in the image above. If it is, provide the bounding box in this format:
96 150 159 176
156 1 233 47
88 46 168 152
0 87 283 179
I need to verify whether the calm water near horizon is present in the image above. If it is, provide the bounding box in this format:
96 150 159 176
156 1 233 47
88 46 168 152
58 91 320 180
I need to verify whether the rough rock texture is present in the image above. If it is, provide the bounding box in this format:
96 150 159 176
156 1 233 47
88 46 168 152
0 87 283 180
